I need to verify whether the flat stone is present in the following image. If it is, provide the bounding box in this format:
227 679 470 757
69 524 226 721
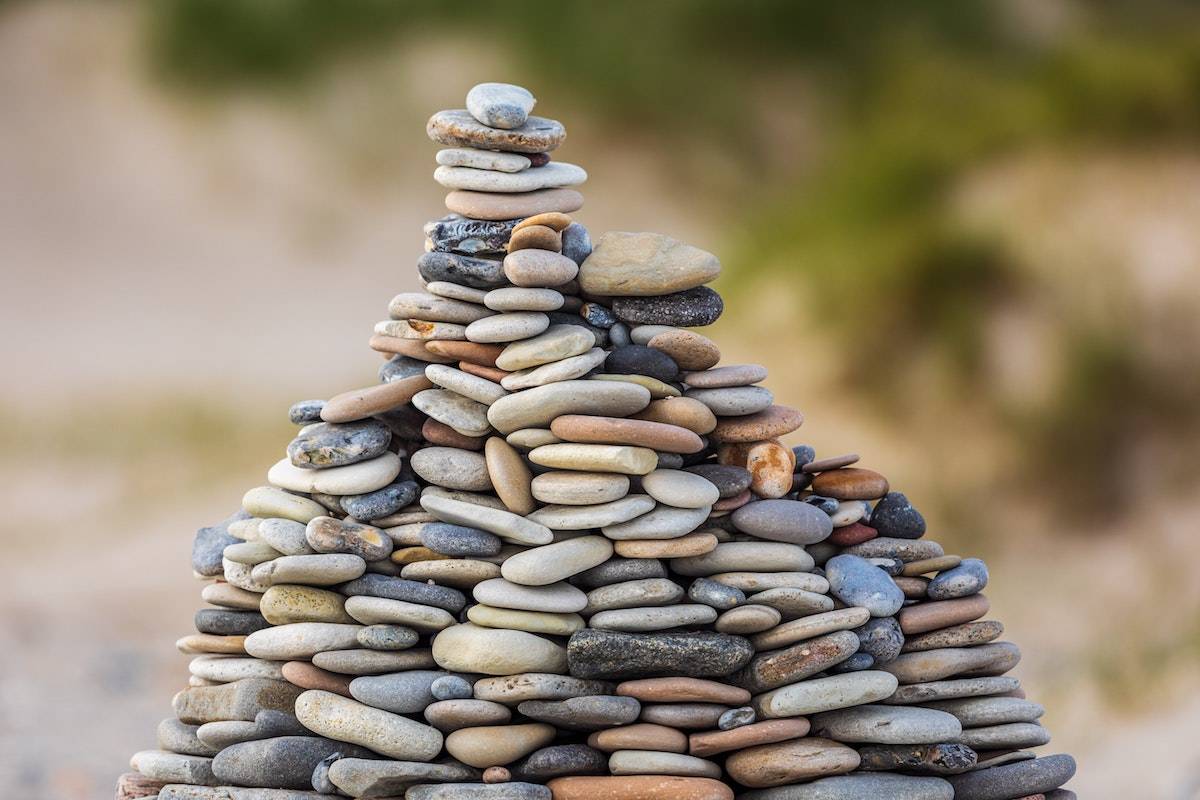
567 630 754 680
529 443 659 475
686 577 745 610
518 695 641 731
349 670 446 714
260 585 354 625
606 344 680 382
437 161 586 193
751 608 871 650
413 389 494 437
411 445 495 492
589 723 688 754
857 742 977 774
688 718 811 758
311 648 435 675
428 109 563 153
430 675 474 701
744 440 797 498
600 503 710 540
268 452 401 496
419 522 502 557
687 386 773 417
903 620 1004 652
825 554 905 617
616 532 717 559
357 624 420 650
188 656 285 683
740 773 954 800
511 743 608 781
754 671 899 718
811 468 890 500
425 699 513 732
485 287 565 312
672 542 814 577
710 405 804 444
884 676 1022 705
389 291 494 325
417 251 508 290
736 630 862 694
706 571 828 594
466 311 550 344
344 595 455 633
609 750 720 778
201 582 263 611
495 324 594 372
928 696 1044 726
550 415 703 454
509 224 563 253
321 374 435 423
502 347 606 389
128 751 216 786
305 516 392 561
193 512 250 576
468 604 585 636
846 537 945 562
531 471 630 505
252 554 366 587
810 704 962 744
447 188 584 221
590 604 718 632
501 535 614 586
546 776 734 800
528 495 656 529
157 718 219 756
194 609 270 636
947 754 1076 800
402 558 501 590
326 758 480 797
881 642 1022 684
222 539 281 566
612 678 747 707
898 594 990 634
242 488 326 525
683 465 750 499
488 380 649 434
956 722 1051 750
612 287 724 327
287 421 391 469
341 480 420 521
433 623 568 675
642 469 721 508
637 704 728 729
634 396 718 435
870 492 927 538
584 578 684 614
243 623 362 661
682 364 768 389
714 604 782 635
436 148 531 172
724 737 860 787
474 578 588 613
410 783 551 800
211 735 371 789
473 673 615 706
294 690 442 760
172 678 304 725
571 557 667 590
502 248 580 288
446 723 557 767
579 232 720 296
339 573 467 613
376 317 471 341
422 493 553 546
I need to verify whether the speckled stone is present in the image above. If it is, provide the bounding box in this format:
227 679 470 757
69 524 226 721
428 109 564 153
612 287 724 327
567 630 754 680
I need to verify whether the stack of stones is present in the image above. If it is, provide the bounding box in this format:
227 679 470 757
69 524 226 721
117 83 1077 800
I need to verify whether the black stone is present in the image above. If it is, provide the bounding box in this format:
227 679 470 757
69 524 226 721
858 742 978 775
684 464 752 498
338 573 467 613
191 511 248 577
341 480 420 521
211 735 374 790
511 744 607 782
855 616 905 664
870 491 927 539
417 251 507 289
194 609 271 636
605 345 679 382
570 557 667 590
612 286 723 327
567 630 754 680
424 215 518 256
947 754 1076 800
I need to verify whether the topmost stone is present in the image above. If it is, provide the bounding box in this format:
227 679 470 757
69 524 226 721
579 232 721 296
428 110 566 154
467 82 536 129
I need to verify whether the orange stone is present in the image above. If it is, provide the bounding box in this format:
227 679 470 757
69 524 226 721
587 722 689 753
459 361 511 383
281 660 353 697
688 718 811 758
321 374 434 423
724 736 860 788
810 467 890 500
631 397 717 435
613 532 719 559
426 339 506 367
423 418 487 450
547 776 733 800
710 405 804 444
550 415 704 454
513 211 573 232
616 677 751 706
647 329 721 371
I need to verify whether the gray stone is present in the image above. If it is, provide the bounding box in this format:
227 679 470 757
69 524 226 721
855 616 905 664
356 624 420 650
518 695 641 730
436 162 586 193
193 511 248 577
194 609 270 637
883 676 1023 705
289 400 325 424
741 773 954 800
511 743 607 781
927 696 1044 727
431 675 474 701
411 446 492 491
420 522 502 557
196 710 307 749
409 783 551 800
341 480 420 522
428 108 564 153
685 386 773 416
718 706 756 730
606 345 679 382
810 704 962 744
685 464 752 498
584 578 684 614
287 421 391 469
339 574 467 613
846 537 944 562
736 630 862 694
566 630 754 680
426 214 519 255
474 578 588 613
826 554 905 617
305 517 393 561
349 670 448 714
326 757 479 797
418 251 507 290
946 754 1076 800
955 722 1051 750
561 222 592 265
688 577 746 609
927 558 989 600
211 736 373 789
570 557 667 590
157 718 219 757
732 499 834 545
466 83 537 128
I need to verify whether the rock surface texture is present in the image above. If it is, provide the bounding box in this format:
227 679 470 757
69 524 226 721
117 83 1075 800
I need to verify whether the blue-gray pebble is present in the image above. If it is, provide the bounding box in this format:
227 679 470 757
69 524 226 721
419 522 502 557
870 491 927 539
341 480 420 521
928 558 989 600
825 554 906 617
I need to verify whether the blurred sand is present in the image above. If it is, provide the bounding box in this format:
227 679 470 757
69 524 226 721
1 4 1198 798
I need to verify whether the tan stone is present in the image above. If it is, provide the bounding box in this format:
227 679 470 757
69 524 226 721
508 224 561 253
445 722 556 767
614 532 718 559
446 188 584 221
550 414 705 454
632 397 717 434
260 585 354 625
688 718 812 758
616 677 750 706
321 374 434 423
724 737 860 788
898 594 990 635
710 405 805 444
588 723 689 753
281 660 353 697
484 437 536 515
513 211 573 232
547 776 733 800
647 329 721 371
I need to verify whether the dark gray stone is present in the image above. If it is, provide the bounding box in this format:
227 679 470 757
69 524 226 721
605 345 679 382
858 742 977 774
339 574 466 613
792 444 817 467
356 624 420 651
684 464 752 498
419 522 502 557
871 491 927 539
191 510 248 577
287 421 391 469
517 695 641 731
947 754 1076 800
349 670 447 714
570 557 667 590
732 499 834 545
580 302 616 329
561 222 592 265
194 609 270 636
803 495 839 515
928 558 989 600
688 577 745 610
424 215 518 256
612 286 724 327
828 651 875 672
341 480 420 521
417 251 507 289
567 630 754 680
211 735 374 789
511 744 607 782
380 355 431 384
856 616 905 664
289 399 325 425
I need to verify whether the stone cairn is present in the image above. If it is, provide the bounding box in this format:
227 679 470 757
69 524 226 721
117 83 1077 800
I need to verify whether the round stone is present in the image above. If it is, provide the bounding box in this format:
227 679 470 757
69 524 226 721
466 82 536 129
432 623 569 675
825 554 906 617
504 249 580 288
732 500 834 544
642 469 721 509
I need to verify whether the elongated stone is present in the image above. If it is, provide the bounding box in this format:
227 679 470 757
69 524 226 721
433 623 569 675
421 493 553 546
736 630 862 693
567 630 754 680
754 671 899 719
293 690 443 761
810 704 962 744
326 758 480 798
487 380 651 434
740 773 954 800
501 535 614 586
724 737 860 788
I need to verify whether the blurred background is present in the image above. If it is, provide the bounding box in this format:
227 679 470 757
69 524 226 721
1 1 1198 797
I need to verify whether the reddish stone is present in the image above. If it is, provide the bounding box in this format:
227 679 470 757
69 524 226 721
827 522 878 547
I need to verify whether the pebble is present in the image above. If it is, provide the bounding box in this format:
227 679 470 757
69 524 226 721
724 737 861 788
928 696 1045 726
714 605 781 635
731 499 834 545
305 516 392 561
422 493 553 546
579 232 720 296
602 504 712 540
510 224 563 252
737 630 862 694
548 776 734 800
418 252 508 290
390 291 495 325
754 671 900 718
683 364 768 389
609 750 721 778
897 594 990 635
288 399 325 424
810 704 962 743
436 148 531 172
474 578 588 613
252 553 366 587
740 773 954 800
946 754 1076 800
326 758 479 796
211 735 371 789
343 595 456 633
411 784 551 800
687 577 746 610
634 396 718 434
880 642 1022 684
433 623 568 675
589 723 688 754
468 604 585 636
357 624 419 650
127 751 216 785
956 721 1051 750
294 689 443 761
710 405 804 443
642 469 720 508
585 578 684 613
528 495 656 530
259 585 353 626
529 443 658 475
856 741 977 774
466 82 536 129
428 109 564 153
420 521 502 557
616 532 717 559
750 607 871 650
172 678 304 725
446 723 557 768
883 676 1021 705
825 554 906 617
530 471 629 505
312 647 435 675
447 188 584 222
487 379 650 434
903 620 1004 652
612 287 724 327
243 623 362 661
648 329 721 371
341 480 420 521
485 287 564 312
437 161 586 193
425 699 513 732
348 670 446 714
340 573 467 613
672 542 814 577
502 248 580 288
511 743 608 781
855 616 905 663
590 604 718 632
519 695 641 730
845 537 945 562
606 344 680 382
287 421 391 469
870 491 927 538
688 718 811 758
501 535 614 586
567 630 754 680
927 558 989 599
268 452 402 496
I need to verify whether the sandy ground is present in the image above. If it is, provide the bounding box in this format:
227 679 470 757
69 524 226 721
2 3 1198 798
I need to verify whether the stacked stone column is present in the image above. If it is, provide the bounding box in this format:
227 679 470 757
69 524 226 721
117 83 1076 800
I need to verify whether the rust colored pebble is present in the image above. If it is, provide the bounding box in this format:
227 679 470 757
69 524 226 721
281 660 353 697
647 329 721 371
709 405 805 444
712 489 753 512
321 374 434 423
391 546 446 566
810 467 890 500
514 211 572 232
588 722 689 754
425 339 506 367
616 677 751 706
800 453 860 473
176 634 247 655
547 776 734 800
508 224 562 253
898 594 991 635
550 414 705 454
902 555 962 576
614 532 719 559
632 396 717 435
459 361 511 382
688 718 812 758
894 576 930 600
115 771 168 800
422 418 487 450
369 334 455 362
827 522 878 547
483 766 512 783
748 440 796 499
